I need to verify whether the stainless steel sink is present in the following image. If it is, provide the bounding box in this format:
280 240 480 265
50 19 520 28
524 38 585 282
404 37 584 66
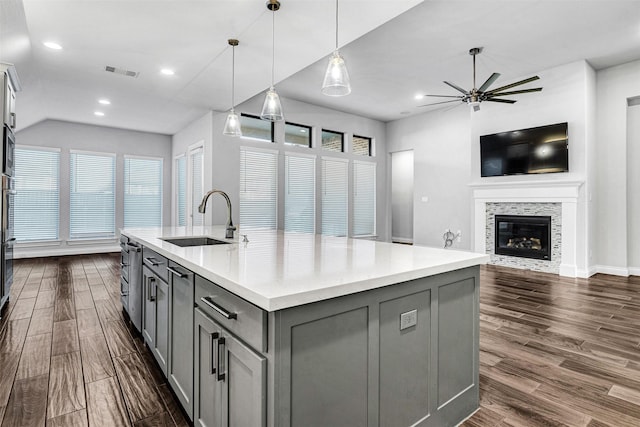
161 237 230 247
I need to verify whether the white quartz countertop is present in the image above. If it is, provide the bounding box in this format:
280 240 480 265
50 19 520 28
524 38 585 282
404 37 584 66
121 226 489 312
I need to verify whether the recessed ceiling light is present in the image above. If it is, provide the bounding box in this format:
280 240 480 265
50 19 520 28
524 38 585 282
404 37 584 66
94 111 105 117
43 41 62 50
414 94 424 100
98 99 111 105
160 68 175 76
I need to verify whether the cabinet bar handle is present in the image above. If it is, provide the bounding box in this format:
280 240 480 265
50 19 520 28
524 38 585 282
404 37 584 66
200 296 237 320
210 332 219 375
144 257 163 267
217 337 226 382
147 277 156 302
167 266 188 278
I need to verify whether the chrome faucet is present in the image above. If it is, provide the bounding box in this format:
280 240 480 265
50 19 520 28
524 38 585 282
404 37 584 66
198 190 236 239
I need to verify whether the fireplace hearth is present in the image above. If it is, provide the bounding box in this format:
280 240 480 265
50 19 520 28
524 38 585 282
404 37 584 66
495 215 551 260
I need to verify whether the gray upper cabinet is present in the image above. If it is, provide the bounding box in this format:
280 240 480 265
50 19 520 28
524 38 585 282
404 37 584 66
168 261 194 419
194 307 266 427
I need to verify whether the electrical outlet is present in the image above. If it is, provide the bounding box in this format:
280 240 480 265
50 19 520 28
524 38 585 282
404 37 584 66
400 309 417 330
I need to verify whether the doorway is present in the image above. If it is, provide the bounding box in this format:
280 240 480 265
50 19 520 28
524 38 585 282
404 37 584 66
391 150 414 244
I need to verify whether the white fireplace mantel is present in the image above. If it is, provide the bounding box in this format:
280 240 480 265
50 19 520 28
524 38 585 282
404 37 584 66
470 180 584 277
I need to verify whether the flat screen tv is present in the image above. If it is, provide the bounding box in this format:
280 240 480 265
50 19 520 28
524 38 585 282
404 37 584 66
480 122 568 177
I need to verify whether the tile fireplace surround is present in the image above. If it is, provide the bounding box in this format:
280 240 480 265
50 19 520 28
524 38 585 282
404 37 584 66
471 180 584 277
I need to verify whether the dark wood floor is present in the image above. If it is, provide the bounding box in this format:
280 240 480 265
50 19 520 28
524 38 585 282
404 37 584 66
0 254 188 427
462 265 640 427
1 255 639 426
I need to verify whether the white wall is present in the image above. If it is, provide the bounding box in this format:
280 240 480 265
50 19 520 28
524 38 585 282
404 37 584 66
15 119 172 257
179 94 389 240
595 59 640 275
391 150 414 243
387 107 471 249
627 103 640 273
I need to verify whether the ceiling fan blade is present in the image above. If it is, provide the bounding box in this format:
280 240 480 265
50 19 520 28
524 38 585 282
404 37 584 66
484 98 517 104
443 81 469 95
418 99 461 107
423 94 464 98
486 87 543 97
478 72 501 92
485 76 540 94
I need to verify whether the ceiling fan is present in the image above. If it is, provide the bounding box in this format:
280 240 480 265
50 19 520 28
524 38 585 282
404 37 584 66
419 47 542 112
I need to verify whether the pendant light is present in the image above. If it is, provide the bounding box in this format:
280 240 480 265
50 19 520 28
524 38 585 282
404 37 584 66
260 0 284 121
223 39 242 137
321 0 351 96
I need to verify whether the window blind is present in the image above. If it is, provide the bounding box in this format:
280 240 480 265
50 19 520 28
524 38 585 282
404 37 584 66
70 151 115 239
240 148 277 230
321 157 348 236
176 156 186 226
13 147 60 242
353 161 376 236
124 157 163 228
285 154 315 233
190 147 204 226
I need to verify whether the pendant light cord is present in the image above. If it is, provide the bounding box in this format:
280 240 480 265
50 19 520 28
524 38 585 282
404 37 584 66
335 0 339 50
271 8 275 87
231 44 235 109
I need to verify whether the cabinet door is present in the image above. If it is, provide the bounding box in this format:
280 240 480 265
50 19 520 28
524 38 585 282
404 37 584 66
168 262 194 419
155 277 169 375
142 266 156 349
194 308 222 427
220 330 267 427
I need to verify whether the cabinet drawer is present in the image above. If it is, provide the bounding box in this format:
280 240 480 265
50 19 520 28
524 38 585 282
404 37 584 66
195 275 267 353
142 247 168 283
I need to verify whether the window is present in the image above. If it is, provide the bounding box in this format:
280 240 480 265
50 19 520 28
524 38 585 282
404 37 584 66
352 135 372 156
321 129 344 152
352 161 376 236
124 157 163 228
190 146 204 226
321 157 348 236
13 147 60 242
285 122 312 147
240 148 277 230
175 155 186 226
241 114 274 142
70 151 115 239
285 154 315 233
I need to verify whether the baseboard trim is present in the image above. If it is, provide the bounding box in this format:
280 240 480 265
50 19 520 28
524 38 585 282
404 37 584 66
391 237 413 244
629 267 640 277
594 265 630 277
14 245 120 259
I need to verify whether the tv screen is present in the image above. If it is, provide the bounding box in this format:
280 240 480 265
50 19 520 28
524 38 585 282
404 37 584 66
480 122 568 177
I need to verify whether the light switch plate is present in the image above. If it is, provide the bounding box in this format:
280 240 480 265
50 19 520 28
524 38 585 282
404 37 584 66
400 309 417 330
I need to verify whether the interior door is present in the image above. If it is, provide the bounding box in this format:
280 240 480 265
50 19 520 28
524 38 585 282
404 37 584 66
391 150 414 244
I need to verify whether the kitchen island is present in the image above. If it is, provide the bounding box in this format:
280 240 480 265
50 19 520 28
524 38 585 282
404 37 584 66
121 226 489 427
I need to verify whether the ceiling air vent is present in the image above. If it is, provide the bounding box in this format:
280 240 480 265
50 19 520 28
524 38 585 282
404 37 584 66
104 65 139 78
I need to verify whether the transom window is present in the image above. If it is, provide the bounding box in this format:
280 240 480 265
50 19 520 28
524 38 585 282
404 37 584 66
285 122 312 148
321 129 344 152
352 135 372 156
241 114 274 142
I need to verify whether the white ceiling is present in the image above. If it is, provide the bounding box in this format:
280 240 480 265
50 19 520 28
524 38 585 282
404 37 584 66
2 0 639 135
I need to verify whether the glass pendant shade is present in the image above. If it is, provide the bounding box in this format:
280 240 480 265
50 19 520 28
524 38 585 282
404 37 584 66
223 109 242 136
322 50 351 96
260 87 284 121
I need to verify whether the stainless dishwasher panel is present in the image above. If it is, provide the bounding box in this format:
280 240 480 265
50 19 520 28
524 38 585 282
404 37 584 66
127 241 143 332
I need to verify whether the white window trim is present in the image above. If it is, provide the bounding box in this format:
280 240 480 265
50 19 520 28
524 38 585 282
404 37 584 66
187 141 205 227
174 153 186 226
70 149 116 157
16 144 61 153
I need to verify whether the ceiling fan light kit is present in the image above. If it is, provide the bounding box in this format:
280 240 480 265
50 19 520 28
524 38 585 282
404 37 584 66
223 39 243 137
260 0 284 121
419 47 543 112
322 0 351 96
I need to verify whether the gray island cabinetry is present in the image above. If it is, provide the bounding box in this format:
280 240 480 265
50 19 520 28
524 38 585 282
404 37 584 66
122 227 488 427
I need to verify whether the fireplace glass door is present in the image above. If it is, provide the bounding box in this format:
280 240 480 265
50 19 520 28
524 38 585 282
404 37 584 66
495 215 551 260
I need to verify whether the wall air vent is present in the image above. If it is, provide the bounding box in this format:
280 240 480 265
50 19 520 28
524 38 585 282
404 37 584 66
104 65 139 78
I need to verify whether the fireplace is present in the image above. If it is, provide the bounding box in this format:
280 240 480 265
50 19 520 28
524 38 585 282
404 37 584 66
495 215 551 260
